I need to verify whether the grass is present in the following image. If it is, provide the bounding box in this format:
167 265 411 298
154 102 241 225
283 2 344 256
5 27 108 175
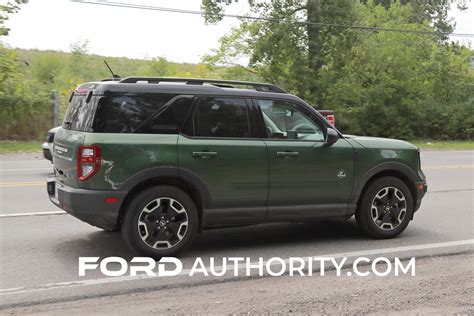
0 141 42 154
411 140 474 150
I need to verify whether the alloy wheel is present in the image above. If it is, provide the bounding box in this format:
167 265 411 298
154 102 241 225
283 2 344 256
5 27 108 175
137 197 189 249
370 186 407 231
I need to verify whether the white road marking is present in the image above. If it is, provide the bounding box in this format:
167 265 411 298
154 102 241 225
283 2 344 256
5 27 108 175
423 164 474 170
0 160 46 163
422 156 473 160
421 151 473 154
0 211 66 218
0 239 472 296
0 168 51 172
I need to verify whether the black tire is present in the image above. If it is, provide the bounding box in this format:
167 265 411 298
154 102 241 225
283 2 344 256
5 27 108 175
122 185 199 258
355 177 413 239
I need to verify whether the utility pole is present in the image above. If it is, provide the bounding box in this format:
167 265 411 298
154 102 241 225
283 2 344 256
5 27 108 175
52 90 59 127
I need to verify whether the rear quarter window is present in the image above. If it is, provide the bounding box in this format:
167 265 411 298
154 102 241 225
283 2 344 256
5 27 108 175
92 93 193 134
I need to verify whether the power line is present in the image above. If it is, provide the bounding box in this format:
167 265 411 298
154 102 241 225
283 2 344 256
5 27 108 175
71 0 474 38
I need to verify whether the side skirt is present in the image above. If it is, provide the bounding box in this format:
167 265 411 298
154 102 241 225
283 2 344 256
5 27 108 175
203 204 356 228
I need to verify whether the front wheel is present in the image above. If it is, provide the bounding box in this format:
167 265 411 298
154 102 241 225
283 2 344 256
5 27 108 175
356 177 413 239
122 185 199 258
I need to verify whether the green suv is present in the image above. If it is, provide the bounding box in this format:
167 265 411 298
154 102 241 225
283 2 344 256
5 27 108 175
47 77 427 257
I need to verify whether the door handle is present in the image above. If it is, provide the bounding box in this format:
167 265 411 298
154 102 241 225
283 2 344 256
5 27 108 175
276 151 299 158
192 151 218 159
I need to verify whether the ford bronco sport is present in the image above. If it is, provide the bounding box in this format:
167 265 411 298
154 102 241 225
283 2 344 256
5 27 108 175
47 77 427 257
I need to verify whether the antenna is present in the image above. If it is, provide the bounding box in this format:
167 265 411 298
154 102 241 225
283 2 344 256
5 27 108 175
104 61 121 81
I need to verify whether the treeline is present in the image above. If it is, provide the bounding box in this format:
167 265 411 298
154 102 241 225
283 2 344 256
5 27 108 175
0 45 232 139
202 0 474 140
1 0 474 140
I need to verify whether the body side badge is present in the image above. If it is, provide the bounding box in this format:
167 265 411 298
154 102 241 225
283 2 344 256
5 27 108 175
337 170 346 179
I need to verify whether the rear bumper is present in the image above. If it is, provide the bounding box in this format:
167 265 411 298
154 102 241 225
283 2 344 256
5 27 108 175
47 176 126 231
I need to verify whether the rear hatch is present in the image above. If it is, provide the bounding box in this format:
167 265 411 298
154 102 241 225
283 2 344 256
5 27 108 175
53 86 98 188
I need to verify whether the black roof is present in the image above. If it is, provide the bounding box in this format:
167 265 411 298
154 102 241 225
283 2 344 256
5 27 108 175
80 77 298 100
76 77 306 104
118 77 286 93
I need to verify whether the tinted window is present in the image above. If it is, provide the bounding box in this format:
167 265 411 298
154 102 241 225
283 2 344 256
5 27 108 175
184 97 250 138
92 93 192 134
134 96 194 134
256 99 325 141
63 94 96 131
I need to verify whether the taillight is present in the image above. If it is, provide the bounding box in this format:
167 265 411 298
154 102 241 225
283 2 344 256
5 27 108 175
78 145 101 181
326 114 335 126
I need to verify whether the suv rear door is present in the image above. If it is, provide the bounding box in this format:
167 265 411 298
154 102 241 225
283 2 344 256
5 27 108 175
254 98 355 221
178 96 268 226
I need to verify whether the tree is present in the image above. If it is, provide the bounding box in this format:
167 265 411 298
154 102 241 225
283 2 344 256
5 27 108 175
202 0 357 106
0 44 50 139
69 39 90 79
202 0 473 139
366 0 467 41
32 53 62 85
323 2 474 139
148 57 178 77
0 0 28 36
201 0 466 105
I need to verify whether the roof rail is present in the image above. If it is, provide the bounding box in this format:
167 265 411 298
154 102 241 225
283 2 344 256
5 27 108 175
101 78 121 82
118 77 287 93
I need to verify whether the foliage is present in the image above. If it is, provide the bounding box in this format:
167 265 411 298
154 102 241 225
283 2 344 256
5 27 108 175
202 0 474 140
0 46 233 140
0 0 472 141
0 0 27 36
0 44 50 140
411 140 474 149
323 2 474 139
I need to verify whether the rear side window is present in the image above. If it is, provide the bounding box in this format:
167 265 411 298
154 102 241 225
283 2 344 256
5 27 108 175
92 93 193 134
183 97 250 138
63 94 96 131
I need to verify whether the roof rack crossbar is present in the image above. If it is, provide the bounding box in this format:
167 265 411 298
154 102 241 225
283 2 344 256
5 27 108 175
118 77 286 93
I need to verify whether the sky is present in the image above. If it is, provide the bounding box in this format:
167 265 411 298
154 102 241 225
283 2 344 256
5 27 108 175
1 0 473 64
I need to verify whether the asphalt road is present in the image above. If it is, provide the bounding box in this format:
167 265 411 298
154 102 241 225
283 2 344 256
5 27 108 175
0 150 473 309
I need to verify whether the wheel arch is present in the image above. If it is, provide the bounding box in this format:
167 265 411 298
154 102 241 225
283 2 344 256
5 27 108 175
353 163 418 211
117 167 211 230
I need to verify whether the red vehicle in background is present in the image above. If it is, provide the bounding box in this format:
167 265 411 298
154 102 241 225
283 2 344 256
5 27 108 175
318 110 335 126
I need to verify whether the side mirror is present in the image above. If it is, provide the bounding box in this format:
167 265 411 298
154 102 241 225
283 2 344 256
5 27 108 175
325 128 339 146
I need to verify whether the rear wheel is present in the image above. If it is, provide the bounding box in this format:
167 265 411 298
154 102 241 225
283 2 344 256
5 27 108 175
122 185 198 258
356 177 413 239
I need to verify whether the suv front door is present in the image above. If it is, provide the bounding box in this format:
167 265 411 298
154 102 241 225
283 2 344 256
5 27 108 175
178 96 268 227
255 98 355 221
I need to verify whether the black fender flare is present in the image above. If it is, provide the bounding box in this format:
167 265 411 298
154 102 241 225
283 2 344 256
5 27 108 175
351 162 418 205
120 166 212 208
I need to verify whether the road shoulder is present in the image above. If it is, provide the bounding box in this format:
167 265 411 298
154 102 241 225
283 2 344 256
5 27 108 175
3 253 473 315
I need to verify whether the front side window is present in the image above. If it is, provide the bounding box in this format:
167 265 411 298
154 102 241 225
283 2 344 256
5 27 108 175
184 97 250 138
256 99 325 141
